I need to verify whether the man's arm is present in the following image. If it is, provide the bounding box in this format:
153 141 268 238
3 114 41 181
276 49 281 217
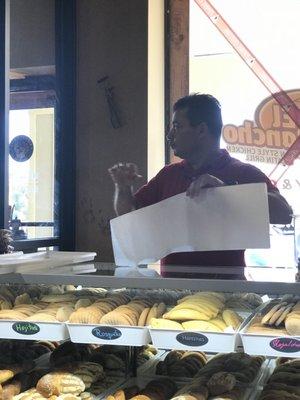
268 191 293 225
113 183 136 216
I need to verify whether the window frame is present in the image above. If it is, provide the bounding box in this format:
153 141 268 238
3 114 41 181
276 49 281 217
0 0 76 253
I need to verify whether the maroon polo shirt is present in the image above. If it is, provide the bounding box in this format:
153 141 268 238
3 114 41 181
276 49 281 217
134 150 277 277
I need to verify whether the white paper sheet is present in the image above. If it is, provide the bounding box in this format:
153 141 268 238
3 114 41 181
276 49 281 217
110 183 270 266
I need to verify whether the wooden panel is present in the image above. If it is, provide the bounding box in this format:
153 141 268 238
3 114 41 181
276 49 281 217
167 0 189 163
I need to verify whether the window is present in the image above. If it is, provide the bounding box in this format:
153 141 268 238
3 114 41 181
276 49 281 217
167 0 300 268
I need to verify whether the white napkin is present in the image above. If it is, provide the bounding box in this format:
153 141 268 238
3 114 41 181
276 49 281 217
110 183 270 267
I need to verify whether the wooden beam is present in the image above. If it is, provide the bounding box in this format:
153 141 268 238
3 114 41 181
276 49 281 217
166 0 189 163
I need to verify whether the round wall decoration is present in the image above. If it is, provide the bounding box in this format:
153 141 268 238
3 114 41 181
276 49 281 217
9 135 34 162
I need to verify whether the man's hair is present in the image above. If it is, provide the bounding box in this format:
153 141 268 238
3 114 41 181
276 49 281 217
173 93 223 138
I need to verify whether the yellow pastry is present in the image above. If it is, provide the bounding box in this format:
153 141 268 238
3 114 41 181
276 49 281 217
222 309 243 330
163 309 212 321
182 320 223 332
150 318 183 330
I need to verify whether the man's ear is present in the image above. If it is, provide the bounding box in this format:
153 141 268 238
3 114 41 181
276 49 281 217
197 121 209 136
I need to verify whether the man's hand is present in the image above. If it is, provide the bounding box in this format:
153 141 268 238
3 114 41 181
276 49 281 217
108 162 142 187
108 162 142 216
186 173 225 198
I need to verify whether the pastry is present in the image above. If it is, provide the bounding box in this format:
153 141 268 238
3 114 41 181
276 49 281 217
79 392 93 400
285 314 300 336
100 311 133 326
261 302 287 325
145 305 158 326
157 303 167 317
75 300 92 311
123 386 139 399
182 321 223 332
246 322 287 336
14 294 32 306
69 307 104 324
164 309 212 321
209 318 227 331
2 380 21 399
0 370 16 384
138 308 150 327
113 390 125 400
275 304 294 326
36 373 85 397
26 313 57 322
182 352 207 366
171 302 218 318
259 390 300 399
38 341 58 352
263 383 300 396
269 372 300 386
0 287 15 303
222 310 242 330
73 363 104 388
40 294 76 303
207 372 236 396
14 388 46 400
56 307 74 322
56 395 81 400
150 318 183 329
178 292 226 305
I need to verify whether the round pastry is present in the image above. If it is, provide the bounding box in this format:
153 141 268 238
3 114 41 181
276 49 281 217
285 314 300 336
223 353 252 372
207 372 236 396
36 372 85 397
123 385 140 399
164 351 185 366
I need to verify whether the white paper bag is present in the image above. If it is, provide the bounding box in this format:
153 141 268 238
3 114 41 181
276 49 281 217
110 183 270 266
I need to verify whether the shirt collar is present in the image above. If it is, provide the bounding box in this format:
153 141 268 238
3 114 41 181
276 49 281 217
180 149 231 178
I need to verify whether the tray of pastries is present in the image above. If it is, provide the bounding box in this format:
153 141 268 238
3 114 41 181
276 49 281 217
240 296 300 358
141 350 209 379
148 292 252 352
0 341 131 400
253 357 300 399
67 294 165 346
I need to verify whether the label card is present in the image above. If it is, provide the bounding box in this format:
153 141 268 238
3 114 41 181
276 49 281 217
91 326 122 340
270 337 300 353
12 322 40 335
176 332 209 347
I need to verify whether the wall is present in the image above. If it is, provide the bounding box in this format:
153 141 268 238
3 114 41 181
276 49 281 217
10 0 55 69
76 0 148 261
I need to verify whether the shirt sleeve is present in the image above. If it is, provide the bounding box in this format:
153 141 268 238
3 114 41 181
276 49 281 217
238 164 279 193
134 173 161 209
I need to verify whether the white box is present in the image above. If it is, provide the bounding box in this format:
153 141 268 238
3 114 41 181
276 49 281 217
240 319 300 358
0 320 69 341
0 251 96 274
149 328 241 352
67 323 151 346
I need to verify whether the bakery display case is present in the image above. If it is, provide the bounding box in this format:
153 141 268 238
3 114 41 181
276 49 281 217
0 261 299 399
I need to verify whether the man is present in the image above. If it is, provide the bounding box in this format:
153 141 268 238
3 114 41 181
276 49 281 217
109 94 292 278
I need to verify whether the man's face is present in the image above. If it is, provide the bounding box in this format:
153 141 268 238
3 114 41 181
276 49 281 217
167 108 205 159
